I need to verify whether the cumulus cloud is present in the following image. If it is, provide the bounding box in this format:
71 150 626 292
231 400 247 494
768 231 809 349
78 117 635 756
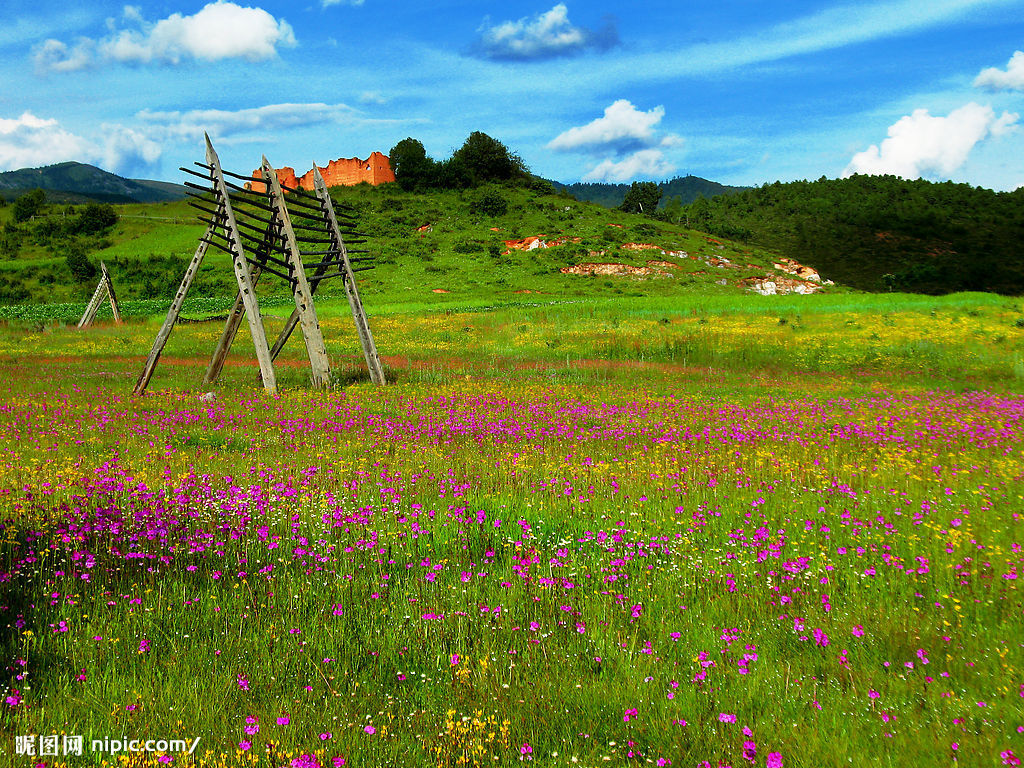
32 38 95 74
548 99 678 153
844 102 1018 180
974 50 1024 91
582 149 676 182
0 112 94 170
99 125 163 176
548 99 682 181
476 3 617 61
34 1 295 73
0 111 161 175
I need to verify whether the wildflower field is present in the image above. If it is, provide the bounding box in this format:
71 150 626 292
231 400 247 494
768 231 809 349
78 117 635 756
1 293 1022 768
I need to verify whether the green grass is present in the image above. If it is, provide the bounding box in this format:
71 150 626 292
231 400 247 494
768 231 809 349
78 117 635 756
0 185 1021 768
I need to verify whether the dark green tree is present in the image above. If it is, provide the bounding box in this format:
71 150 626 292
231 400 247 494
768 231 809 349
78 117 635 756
12 189 46 223
64 242 97 283
75 203 118 234
620 181 661 215
0 222 21 259
389 138 437 192
450 132 527 186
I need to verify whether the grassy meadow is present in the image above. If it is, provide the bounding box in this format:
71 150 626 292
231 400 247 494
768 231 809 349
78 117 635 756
0 187 1023 767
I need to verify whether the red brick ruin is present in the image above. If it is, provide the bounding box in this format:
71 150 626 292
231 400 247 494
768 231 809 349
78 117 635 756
246 151 395 193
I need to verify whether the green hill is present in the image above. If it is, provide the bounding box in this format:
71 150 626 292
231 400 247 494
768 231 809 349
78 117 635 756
0 180 816 310
554 175 747 209
680 174 1024 295
0 162 185 203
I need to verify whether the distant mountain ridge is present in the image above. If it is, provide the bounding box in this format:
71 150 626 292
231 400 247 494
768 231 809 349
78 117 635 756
0 161 185 203
552 175 748 208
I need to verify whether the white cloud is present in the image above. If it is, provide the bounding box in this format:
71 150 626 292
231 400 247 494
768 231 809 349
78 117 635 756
844 102 1018 179
582 149 675 182
358 91 388 105
136 103 362 142
548 100 670 153
322 0 365 6
477 3 616 61
99 125 163 176
34 1 295 72
974 50 1024 91
0 112 93 170
547 99 683 181
0 111 160 175
33 38 95 73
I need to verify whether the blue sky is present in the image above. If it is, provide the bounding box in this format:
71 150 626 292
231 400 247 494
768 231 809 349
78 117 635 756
1 0 1023 190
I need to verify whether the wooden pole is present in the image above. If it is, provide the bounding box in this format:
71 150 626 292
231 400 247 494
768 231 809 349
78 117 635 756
261 156 331 389
77 276 106 328
202 266 261 385
313 168 386 385
205 134 278 395
204 209 277 385
100 261 122 323
132 228 213 395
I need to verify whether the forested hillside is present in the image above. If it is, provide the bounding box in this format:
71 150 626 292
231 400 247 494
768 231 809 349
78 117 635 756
680 174 1024 294
0 162 184 203
555 176 746 209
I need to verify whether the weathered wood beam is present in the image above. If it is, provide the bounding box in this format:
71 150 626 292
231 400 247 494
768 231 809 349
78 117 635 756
262 155 331 389
77 277 107 329
100 261 121 323
205 134 278 395
313 166 386 385
133 226 213 395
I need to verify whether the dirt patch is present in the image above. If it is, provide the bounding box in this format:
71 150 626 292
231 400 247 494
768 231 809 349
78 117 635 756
773 257 828 283
561 262 676 278
503 235 581 254
620 243 664 252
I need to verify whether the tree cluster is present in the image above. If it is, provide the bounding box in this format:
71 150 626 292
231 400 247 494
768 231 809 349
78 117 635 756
678 174 1024 295
389 132 530 193
2 190 119 283
619 182 662 215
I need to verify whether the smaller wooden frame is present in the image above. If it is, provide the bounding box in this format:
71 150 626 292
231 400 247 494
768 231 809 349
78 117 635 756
77 261 122 328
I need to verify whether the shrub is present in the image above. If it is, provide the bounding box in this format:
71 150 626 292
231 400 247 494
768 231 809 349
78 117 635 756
64 243 98 283
470 188 508 218
12 189 46 223
75 203 118 234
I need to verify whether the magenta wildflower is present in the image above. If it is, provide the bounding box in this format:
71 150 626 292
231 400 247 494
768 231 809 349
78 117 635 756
766 753 783 768
743 740 757 762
